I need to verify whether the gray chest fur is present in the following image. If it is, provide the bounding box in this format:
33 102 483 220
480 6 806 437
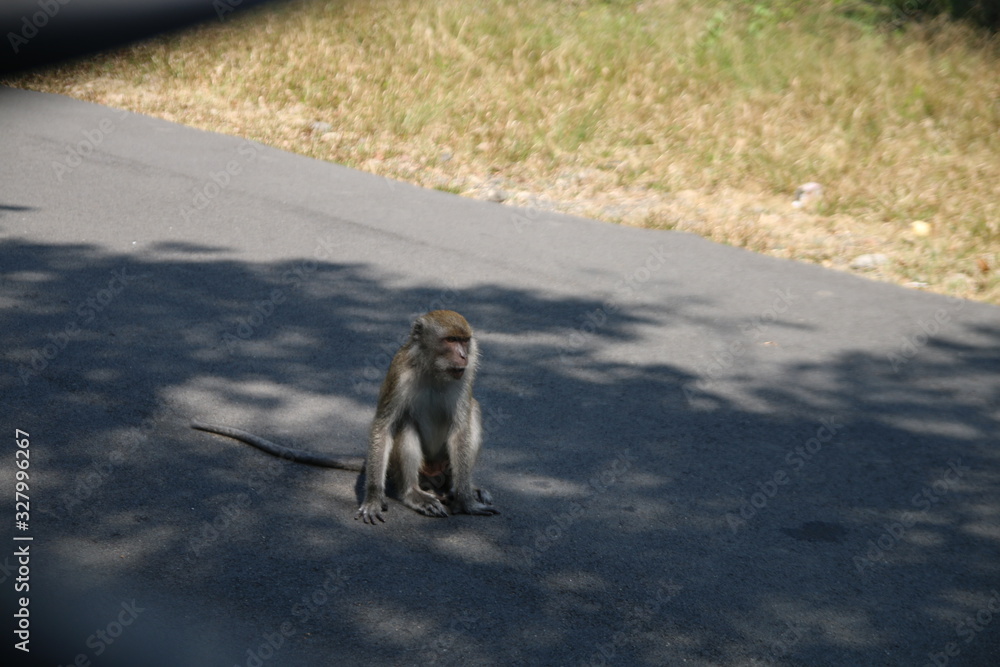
409 382 460 460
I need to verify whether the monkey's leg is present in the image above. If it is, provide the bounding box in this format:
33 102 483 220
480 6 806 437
418 459 451 501
396 426 449 518
447 401 498 516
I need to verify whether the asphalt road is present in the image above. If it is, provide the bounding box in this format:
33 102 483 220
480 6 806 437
2 86 998 667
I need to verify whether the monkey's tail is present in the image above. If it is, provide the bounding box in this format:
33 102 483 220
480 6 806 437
190 419 365 472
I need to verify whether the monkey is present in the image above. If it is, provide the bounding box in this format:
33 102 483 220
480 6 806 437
356 309 497 523
191 310 498 524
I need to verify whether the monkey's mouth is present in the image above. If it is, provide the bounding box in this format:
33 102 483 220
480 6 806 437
447 368 466 380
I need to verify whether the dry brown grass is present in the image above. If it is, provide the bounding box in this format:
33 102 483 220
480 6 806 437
7 0 999 302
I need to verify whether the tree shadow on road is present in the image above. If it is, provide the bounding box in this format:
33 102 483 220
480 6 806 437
3 238 998 666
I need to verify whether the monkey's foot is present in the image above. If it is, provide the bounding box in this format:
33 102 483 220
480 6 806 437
452 491 499 516
403 488 450 518
355 499 388 524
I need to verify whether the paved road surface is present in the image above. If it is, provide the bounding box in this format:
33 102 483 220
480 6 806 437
2 87 998 666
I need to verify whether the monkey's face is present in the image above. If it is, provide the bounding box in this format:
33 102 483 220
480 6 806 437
439 335 470 380
412 310 477 383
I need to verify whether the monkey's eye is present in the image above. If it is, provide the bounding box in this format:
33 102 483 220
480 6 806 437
444 336 467 343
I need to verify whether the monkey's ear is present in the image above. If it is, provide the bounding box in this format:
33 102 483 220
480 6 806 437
410 317 425 341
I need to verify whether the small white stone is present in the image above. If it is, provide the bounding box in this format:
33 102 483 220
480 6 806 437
850 253 889 270
792 182 823 208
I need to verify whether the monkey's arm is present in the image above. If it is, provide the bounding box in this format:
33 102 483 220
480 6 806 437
355 418 394 523
191 419 365 471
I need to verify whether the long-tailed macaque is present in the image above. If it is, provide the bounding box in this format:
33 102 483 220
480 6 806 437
191 310 497 524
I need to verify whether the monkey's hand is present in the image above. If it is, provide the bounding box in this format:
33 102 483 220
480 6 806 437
355 500 388 524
